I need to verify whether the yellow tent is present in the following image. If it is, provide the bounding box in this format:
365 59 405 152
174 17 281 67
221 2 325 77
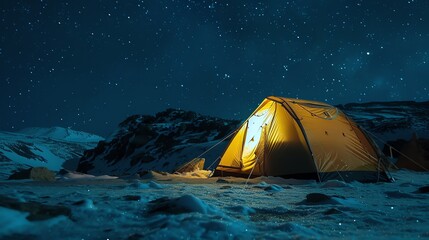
214 96 392 182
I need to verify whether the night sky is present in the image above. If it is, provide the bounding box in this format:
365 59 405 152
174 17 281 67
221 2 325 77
1 0 429 136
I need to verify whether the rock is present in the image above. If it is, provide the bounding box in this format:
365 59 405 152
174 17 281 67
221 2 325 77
58 169 70 175
127 233 144 240
72 199 96 209
273 222 320 238
306 193 332 203
226 205 256 215
415 186 429 194
324 208 343 215
123 195 141 201
0 195 71 221
77 109 240 176
385 190 424 199
253 182 284 192
263 184 283 192
216 178 230 183
8 167 56 181
148 195 217 215
8 168 32 180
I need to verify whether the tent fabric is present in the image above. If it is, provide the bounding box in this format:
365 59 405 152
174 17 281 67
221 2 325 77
214 96 392 182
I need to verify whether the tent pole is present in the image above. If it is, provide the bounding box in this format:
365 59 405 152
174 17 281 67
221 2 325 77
280 100 322 182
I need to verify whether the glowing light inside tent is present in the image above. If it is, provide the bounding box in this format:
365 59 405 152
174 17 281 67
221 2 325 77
242 109 272 161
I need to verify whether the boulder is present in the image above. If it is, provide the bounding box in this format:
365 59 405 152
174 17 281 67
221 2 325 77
8 167 56 181
0 195 71 221
306 193 332 203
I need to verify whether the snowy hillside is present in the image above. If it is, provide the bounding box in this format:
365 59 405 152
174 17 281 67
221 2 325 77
18 127 104 143
77 109 240 176
0 128 103 179
78 101 429 176
339 101 429 141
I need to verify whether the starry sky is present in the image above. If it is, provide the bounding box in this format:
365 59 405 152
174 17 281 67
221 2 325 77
1 0 429 136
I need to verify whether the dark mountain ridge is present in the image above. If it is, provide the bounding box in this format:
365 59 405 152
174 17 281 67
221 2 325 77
77 108 240 175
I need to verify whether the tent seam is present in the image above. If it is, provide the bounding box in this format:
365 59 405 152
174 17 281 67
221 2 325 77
280 100 322 182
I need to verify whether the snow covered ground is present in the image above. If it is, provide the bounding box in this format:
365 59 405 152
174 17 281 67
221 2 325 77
0 170 428 239
0 127 103 179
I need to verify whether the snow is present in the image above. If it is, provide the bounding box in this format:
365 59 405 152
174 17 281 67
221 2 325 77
73 199 97 210
129 180 164 189
17 127 104 143
253 181 284 192
321 180 351 188
58 172 118 180
149 194 221 215
0 206 31 236
0 170 428 239
0 129 101 179
0 206 68 238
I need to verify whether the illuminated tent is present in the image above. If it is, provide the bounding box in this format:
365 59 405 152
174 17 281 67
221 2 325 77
214 96 392 182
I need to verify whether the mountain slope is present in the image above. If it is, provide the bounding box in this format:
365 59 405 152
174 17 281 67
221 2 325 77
18 127 104 143
0 128 103 179
77 109 240 176
339 101 429 142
